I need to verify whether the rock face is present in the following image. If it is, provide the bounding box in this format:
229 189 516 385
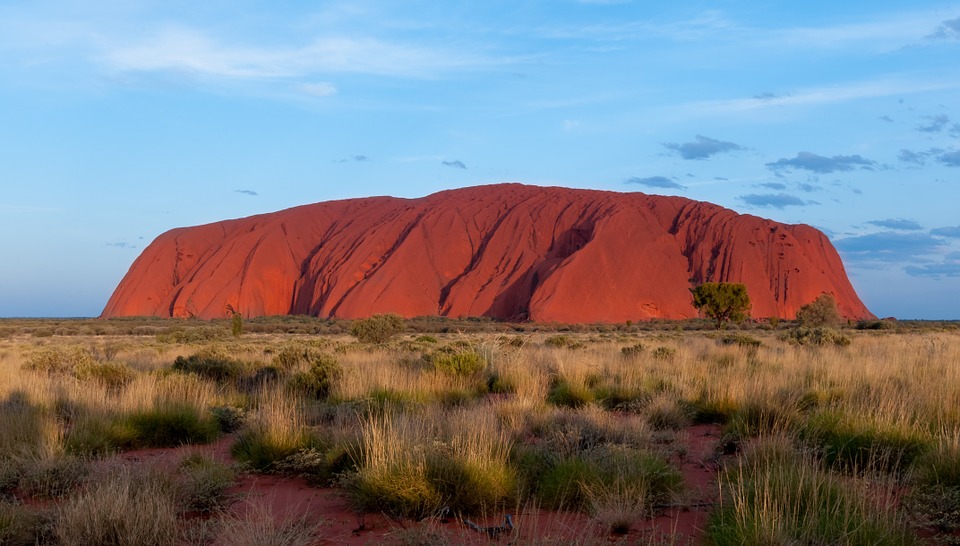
102 184 872 322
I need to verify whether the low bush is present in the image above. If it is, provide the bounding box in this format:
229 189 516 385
651 346 677 360
782 327 851 347
544 335 584 349
172 348 247 382
856 319 896 330
719 334 762 348
177 453 237 513
426 348 486 376
620 343 644 357
350 314 405 344
74 361 136 389
285 354 341 399
23 346 95 374
211 405 247 433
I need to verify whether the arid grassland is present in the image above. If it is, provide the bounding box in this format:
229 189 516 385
0 317 958 545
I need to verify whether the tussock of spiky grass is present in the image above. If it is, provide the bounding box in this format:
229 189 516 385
52 465 180 546
232 390 318 471
530 445 681 511
904 430 960 535
708 437 918 546
800 410 930 475
51 372 224 454
218 498 318 546
347 408 516 518
16 453 89 499
0 500 50 546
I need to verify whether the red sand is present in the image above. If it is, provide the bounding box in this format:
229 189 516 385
102 183 871 323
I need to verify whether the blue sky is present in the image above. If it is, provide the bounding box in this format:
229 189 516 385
1 1 959 319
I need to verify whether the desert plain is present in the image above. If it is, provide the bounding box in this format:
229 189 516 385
1 316 958 545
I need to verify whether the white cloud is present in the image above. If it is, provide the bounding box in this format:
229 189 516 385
97 26 508 81
299 81 337 96
685 78 958 117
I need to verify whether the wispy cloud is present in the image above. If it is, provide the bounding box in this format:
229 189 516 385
106 242 136 249
234 189 258 196
662 135 745 160
939 150 960 166
686 79 957 116
441 160 467 169
931 225 960 238
905 262 960 277
917 113 950 132
625 176 685 190
766 152 876 174
299 82 337 96
738 193 814 208
866 218 923 231
835 231 945 262
336 155 371 163
100 27 504 80
926 16 960 40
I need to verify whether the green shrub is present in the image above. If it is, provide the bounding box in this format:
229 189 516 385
783 327 851 347
171 348 248 382
23 346 95 374
719 334 762 348
74 361 136 389
415 335 438 344
856 319 896 331
427 348 485 376
544 335 584 349
285 354 341 399
271 343 333 370
177 453 236 513
272 443 357 487
620 343 644 357
350 314 405 344
211 405 247 433
651 346 677 360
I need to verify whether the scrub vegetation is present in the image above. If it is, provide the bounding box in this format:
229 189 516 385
0 316 957 544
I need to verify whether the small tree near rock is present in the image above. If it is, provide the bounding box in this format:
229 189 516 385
691 282 751 330
796 293 842 327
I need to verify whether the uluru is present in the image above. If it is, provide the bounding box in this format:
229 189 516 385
102 183 871 323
